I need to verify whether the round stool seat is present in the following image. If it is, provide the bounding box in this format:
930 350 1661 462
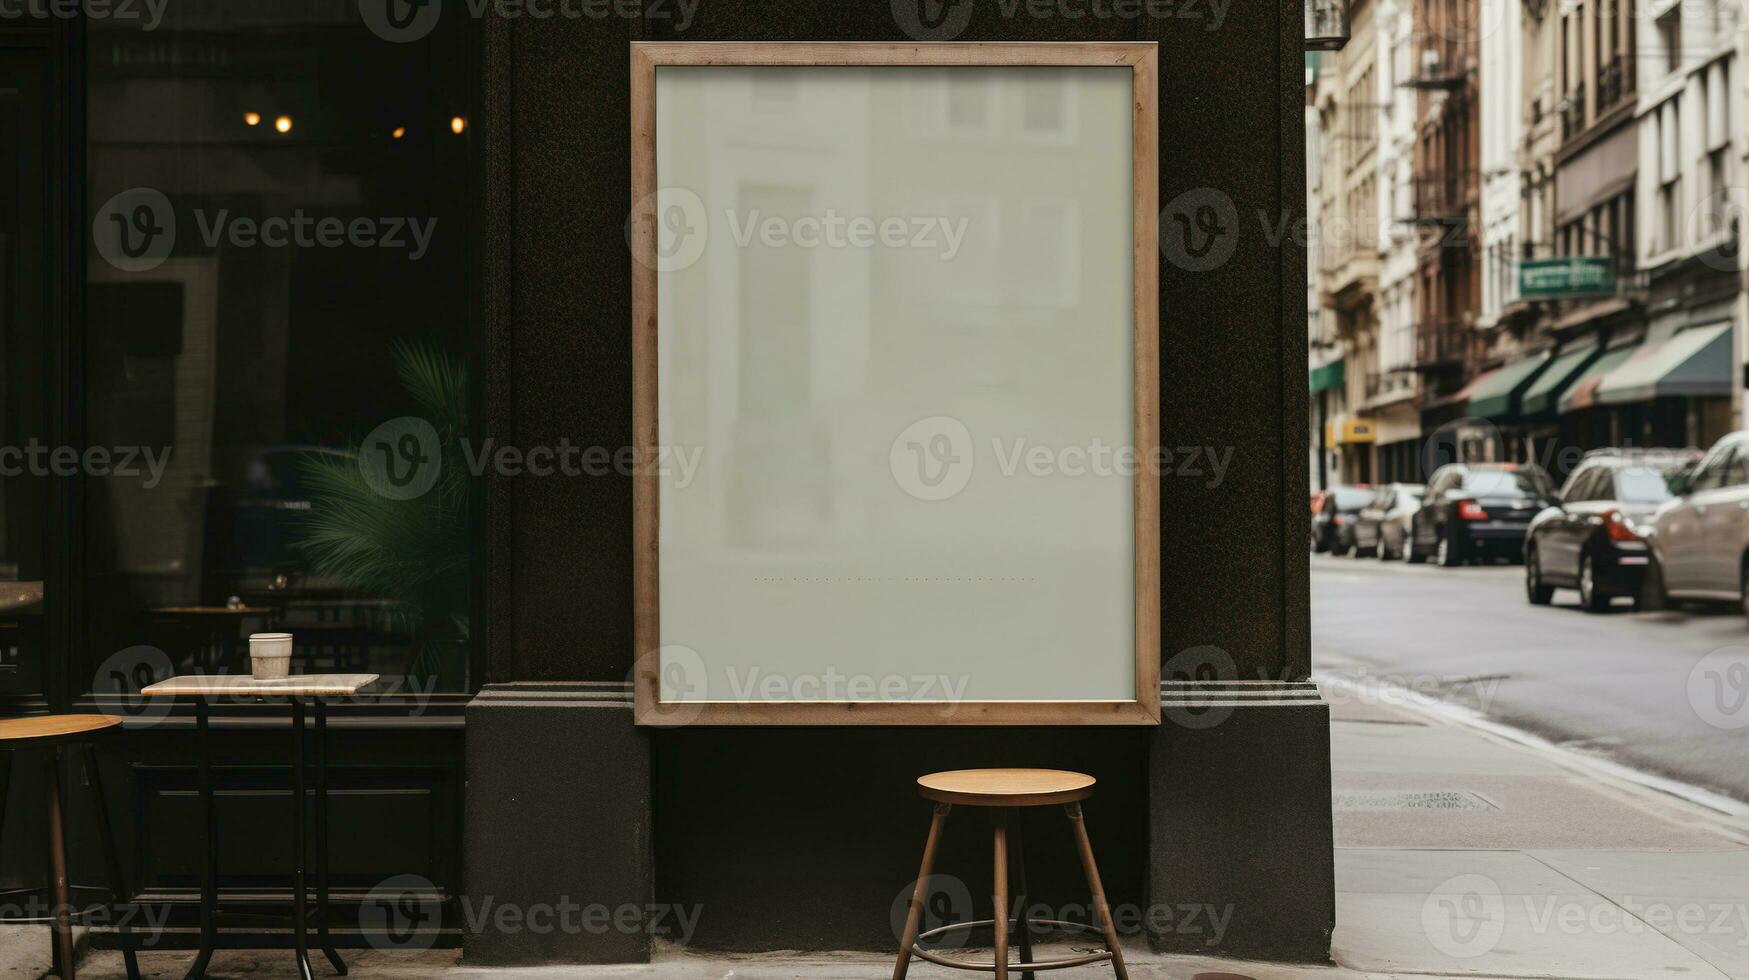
0 715 122 747
917 768 1095 807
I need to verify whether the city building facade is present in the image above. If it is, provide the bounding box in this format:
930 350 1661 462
1319 0 1384 485
1406 0 1484 459
1311 0 1749 487
1372 0 1425 481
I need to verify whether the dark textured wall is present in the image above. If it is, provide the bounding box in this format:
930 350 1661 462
487 2 1310 688
476 0 1318 960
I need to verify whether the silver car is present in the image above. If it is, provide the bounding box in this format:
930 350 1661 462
1648 432 1749 610
1352 483 1425 560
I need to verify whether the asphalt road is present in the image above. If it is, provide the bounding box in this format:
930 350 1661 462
1311 551 1749 807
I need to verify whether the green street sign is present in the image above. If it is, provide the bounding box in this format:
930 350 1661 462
1520 256 1615 299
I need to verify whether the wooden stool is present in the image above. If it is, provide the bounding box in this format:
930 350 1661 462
892 768 1128 980
0 715 141 980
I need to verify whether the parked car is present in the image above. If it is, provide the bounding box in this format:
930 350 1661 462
1350 483 1424 559
1409 463 1557 566
1311 485 1373 555
1647 432 1749 612
1524 449 1696 611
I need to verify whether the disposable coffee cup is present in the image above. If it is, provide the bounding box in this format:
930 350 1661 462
249 633 294 680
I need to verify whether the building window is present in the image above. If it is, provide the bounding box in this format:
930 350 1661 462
1707 147 1730 238
85 7 479 693
945 74 993 133
1657 6 1682 76
1655 96 1682 254
1659 179 1681 253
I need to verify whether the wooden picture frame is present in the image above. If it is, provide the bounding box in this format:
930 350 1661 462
631 42 1159 726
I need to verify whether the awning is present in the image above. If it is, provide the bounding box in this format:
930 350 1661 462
1452 367 1498 403
1559 345 1638 414
1309 358 1345 394
1520 343 1601 416
1596 322 1733 405
1466 353 1553 420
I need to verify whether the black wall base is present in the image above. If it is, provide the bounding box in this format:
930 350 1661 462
1149 682 1335 962
463 683 653 965
462 682 1333 964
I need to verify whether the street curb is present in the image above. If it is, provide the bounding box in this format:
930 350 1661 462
1314 668 1749 840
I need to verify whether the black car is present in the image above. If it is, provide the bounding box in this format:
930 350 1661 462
1524 449 1696 611
1311 485 1373 555
1409 463 1557 566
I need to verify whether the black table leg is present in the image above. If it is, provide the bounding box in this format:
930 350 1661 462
313 699 346 975
183 700 216 980
82 745 142 980
291 697 315 980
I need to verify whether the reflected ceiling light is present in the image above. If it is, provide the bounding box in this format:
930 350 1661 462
244 112 261 127
450 116 466 134
275 115 293 134
392 126 407 139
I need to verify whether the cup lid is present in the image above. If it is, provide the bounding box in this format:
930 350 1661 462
249 632 293 641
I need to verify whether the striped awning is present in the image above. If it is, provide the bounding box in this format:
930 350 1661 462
1596 323 1732 404
1559 345 1638 414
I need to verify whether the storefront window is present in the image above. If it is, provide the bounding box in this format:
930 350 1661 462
84 6 477 695
0 48 48 703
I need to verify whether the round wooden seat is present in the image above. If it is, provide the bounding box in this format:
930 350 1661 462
0 715 122 747
917 768 1095 807
0 712 139 980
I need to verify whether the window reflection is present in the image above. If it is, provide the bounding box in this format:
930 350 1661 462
0 50 47 700
85 5 476 693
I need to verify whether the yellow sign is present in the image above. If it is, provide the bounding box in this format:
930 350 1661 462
1325 418 1377 444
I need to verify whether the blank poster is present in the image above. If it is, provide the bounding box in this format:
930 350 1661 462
652 64 1137 705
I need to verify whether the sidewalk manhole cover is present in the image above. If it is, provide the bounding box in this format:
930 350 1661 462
1333 790 1497 811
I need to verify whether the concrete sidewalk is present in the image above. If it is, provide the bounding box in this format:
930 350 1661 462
10 671 1749 980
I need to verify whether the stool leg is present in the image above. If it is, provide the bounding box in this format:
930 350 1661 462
1065 802 1127 980
891 802 950 980
992 810 1009 980
82 745 141 980
1009 818 1035 980
45 746 76 980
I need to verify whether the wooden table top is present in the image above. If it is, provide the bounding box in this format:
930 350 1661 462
0 714 123 745
141 674 380 697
